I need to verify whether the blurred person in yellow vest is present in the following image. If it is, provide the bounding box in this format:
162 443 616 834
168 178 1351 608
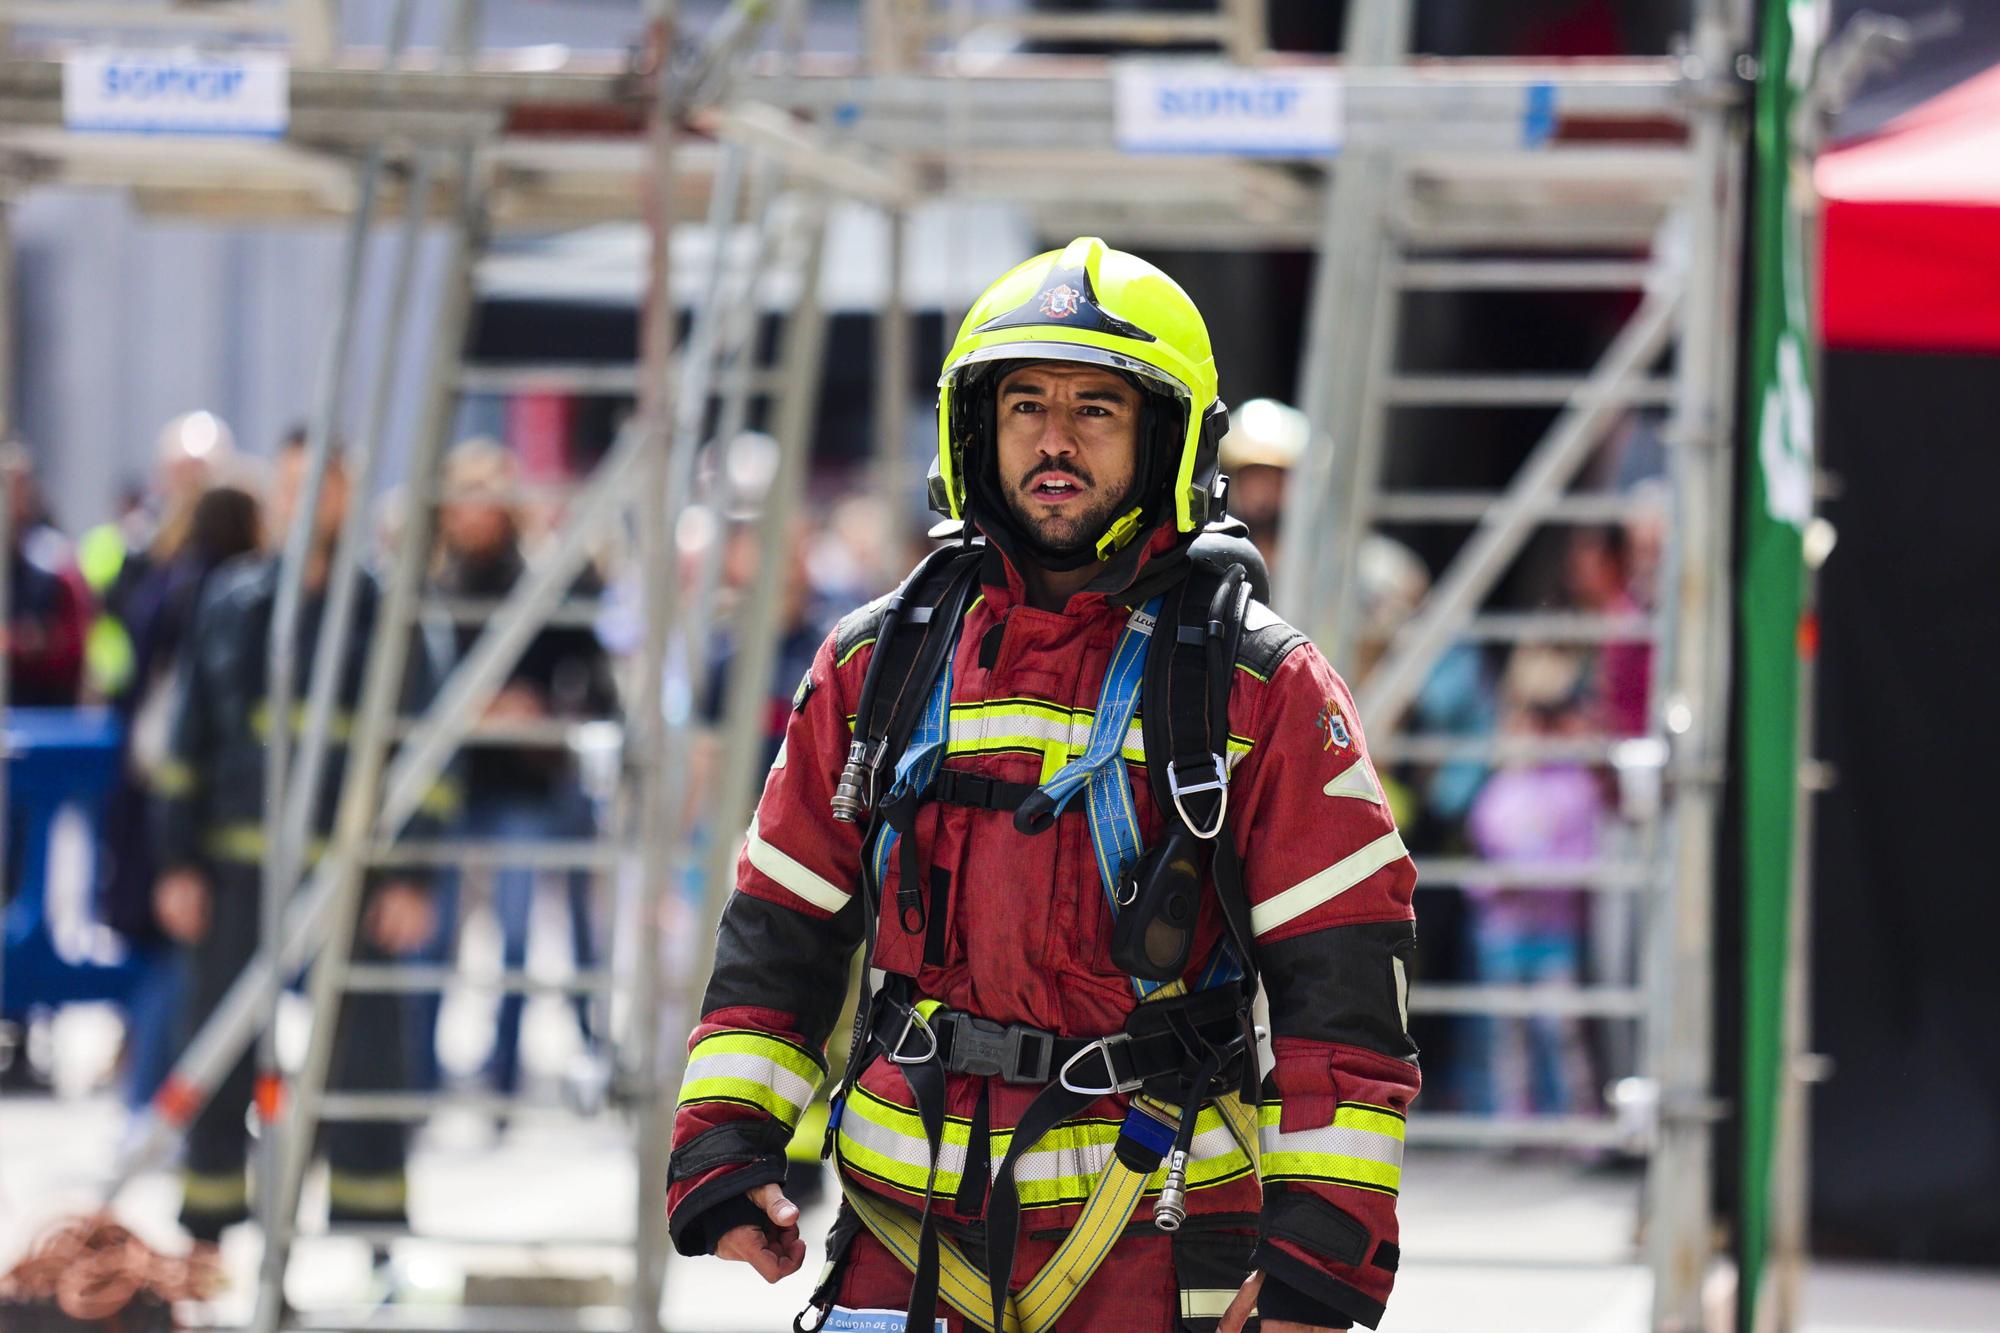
77 411 238 700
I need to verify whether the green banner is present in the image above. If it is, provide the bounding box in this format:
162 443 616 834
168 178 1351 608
1739 1 1817 1329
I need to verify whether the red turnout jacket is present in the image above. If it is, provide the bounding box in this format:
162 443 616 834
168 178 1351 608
667 530 1419 1329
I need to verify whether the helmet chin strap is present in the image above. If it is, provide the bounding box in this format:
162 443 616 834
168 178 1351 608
973 492 1104 572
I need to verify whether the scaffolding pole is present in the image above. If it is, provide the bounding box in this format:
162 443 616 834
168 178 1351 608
626 1 683 1326
1274 0 1409 649
253 0 419 1248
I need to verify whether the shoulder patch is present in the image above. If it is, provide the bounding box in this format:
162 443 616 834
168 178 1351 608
1234 599 1310 681
791 668 816 713
833 591 894 668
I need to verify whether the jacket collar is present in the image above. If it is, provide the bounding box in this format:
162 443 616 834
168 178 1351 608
973 521 1189 620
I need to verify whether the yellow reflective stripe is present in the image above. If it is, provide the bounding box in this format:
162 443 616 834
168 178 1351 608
1214 1090 1262 1185
1181 1289 1239 1320
1250 829 1409 938
251 700 355 741
151 759 197 798
1257 1101 1406 1195
837 1127 1159 1332
326 1170 408 1212
180 1169 248 1211
838 636 876 668
202 824 329 864
419 776 461 819
835 1078 1252 1332
943 703 1252 786
835 1087 970 1197
1333 1102 1407 1139
744 812 851 912
676 1075 811 1123
677 1031 824 1128
836 1090 1252 1208
690 1030 825 1083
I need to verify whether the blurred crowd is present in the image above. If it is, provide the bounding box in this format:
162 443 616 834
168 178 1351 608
0 413 899 1261
1214 397 1667 1128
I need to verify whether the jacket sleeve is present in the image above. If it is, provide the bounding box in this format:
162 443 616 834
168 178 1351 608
392 617 458 877
147 587 221 875
1229 642 1419 1331
664 628 868 1257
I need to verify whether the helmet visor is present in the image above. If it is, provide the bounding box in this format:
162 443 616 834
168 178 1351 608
941 341 1192 405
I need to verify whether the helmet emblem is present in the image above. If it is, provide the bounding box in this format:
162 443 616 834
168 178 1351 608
1038 283 1083 319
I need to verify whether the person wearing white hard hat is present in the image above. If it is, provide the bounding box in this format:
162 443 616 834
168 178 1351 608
1216 397 1309 575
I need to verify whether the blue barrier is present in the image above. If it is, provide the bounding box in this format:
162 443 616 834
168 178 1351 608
2 707 137 1017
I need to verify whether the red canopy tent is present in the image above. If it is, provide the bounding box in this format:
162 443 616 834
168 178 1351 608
1817 60 2000 352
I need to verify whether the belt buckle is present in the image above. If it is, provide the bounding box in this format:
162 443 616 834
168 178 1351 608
959 772 997 809
949 1015 1052 1084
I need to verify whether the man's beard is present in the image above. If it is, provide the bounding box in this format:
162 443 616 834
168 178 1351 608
1001 461 1127 562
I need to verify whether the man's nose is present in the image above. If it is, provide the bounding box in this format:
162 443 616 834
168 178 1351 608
1036 411 1079 456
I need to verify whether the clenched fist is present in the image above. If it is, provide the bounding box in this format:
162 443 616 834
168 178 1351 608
715 1182 806 1284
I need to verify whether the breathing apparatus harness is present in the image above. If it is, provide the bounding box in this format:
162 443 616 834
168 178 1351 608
803 524 1267 1333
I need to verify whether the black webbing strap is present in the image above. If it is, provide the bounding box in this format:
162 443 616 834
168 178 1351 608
853 544 980 756
877 555 987 939
1202 569 1260 992
1149 566 1232 836
981 1076 1100 1333
931 768 1045 813
897 1048 950 1333
880 554 985 774
1141 563 1261 1000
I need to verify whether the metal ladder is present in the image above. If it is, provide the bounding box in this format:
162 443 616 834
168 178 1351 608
1274 2 1747 1329
62 2 830 1328
242 162 836 1333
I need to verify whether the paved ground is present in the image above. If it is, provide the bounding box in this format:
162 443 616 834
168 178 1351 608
3 1050 1996 1332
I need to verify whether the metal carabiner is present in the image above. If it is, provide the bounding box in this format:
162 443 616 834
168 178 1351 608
886 1003 939 1066
1057 1034 1144 1097
1167 753 1229 840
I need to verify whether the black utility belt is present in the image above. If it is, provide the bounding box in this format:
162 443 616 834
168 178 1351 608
867 986 1251 1099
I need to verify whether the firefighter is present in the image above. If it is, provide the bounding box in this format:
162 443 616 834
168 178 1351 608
665 239 1419 1331
149 434 449 1243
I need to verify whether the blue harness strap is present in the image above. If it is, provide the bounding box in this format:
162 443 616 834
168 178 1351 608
868 620 961 893
868 593 1238 998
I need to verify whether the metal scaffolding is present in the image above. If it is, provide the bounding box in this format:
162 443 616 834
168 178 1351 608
0 1 1767 1328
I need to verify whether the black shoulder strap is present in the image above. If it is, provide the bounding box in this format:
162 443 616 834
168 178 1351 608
827 545 984 1127
851 542 982 752
1140 561 1261 996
